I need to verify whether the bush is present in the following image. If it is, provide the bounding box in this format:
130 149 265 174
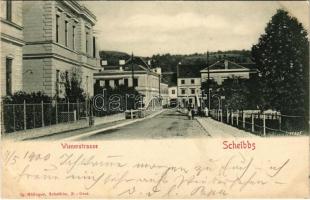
3 91 52 104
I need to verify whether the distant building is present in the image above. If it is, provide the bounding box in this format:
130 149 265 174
200 59 257 85
94 57 162 106
168 86 177 100
168 86 177 106
1 0 24 96
177 64 202 108
22 1 100 97
160 82 169 107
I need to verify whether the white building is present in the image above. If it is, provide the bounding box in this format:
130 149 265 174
94 57 162 106
177 64 202 108
201 59 257 85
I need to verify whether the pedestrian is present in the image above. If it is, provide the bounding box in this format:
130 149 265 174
188 108 192 120
191 108 195 120
204 107 209 117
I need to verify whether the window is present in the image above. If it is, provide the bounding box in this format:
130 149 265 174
114 79 119 87
56 15 60 43
191 79 195 84
85 31 89 54
6 0 12 21
181 79 185 84
181 89 186 95
6 58 12 95
124 78 128 86
191 89 195 94
172 90 175 94
93 37 96 58
133 78 138 87
105 80 109 87
65 21 68 46
189 99 193 104
72 25 75 50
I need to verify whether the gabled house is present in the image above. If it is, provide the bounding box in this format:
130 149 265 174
200 59 257 85
94 56 166 106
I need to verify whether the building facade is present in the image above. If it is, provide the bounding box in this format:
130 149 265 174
22 1 100 97
160 82 169 107
200 59 257 85
168 86 177 100
177 64 202 108
1 0 24 97
94 57 162 106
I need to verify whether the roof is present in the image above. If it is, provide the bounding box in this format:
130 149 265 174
177 64 202 78
206 59 249 71
123 57 151 72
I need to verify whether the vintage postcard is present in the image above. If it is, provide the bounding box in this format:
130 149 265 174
0 0 309 199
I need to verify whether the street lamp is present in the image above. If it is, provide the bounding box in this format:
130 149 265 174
212 94 221 110
201 89 205 109
208 88 212 111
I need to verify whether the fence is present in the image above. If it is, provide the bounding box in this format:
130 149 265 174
1 101 88 134
210 109 307 136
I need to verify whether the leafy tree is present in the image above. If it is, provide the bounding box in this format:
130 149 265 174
93 82 142 115
251 9 309 120
219 78 250 111
63 68 86 102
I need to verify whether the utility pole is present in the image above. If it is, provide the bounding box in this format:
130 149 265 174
131 52 135 89
207 51 210 113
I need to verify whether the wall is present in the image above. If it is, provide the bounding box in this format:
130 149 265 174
1 1 24 97
177 78 201 97
0 42 23 96
168 87 177 99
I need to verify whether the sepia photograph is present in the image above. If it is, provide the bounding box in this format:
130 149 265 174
1 0 309 198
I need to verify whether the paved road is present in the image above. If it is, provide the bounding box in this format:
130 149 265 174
79 109 209 140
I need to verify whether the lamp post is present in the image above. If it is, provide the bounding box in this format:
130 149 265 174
208 88 212 111
212 94 221 110
201 89 204 109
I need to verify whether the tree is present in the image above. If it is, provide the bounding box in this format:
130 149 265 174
252 9 309 119
219 78 250 111
63 68 86 102
93 82 142 115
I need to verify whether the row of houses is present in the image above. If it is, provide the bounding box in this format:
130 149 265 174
1 0 167 106
170 59 257 108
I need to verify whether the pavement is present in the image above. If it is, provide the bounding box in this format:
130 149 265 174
196 117 258 138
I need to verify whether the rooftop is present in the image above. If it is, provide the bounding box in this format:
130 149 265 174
201 59 256 72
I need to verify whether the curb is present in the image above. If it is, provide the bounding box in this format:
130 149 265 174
196 117 212 137
62 109 166 141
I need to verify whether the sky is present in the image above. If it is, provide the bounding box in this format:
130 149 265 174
83 1 309 57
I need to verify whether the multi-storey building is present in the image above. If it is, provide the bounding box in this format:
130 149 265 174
1 0 24 96
94 57 162 106
22 1 100 97
200 59 257 85
177 64 202 108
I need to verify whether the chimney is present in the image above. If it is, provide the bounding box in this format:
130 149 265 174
224 60 228 70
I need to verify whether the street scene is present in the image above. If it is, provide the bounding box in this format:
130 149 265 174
0 1 309 140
